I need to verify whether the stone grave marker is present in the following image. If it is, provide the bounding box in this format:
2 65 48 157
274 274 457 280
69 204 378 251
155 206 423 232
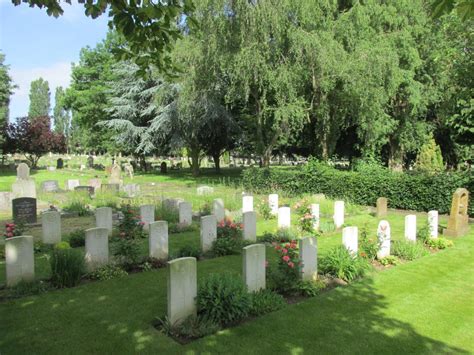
12 197 37 224
242 195 253 213
243 211 257 242
41 210 61 244
140 204 155 230
149 221 168 260
376 197 388 218
278 206 291 229
123 183 140 197
17 163 29 179
124 163 134 179
0 192 12 211
334 201 345 229
109 164 122 184
444 188 470 237
342 226 358 256
428 210 438 239
212 198 225 222
87 155 94 168
88 178 102 191
41 180 59 192
200 215 217 252
167 257 197 325
12 163 36 199
178 201 192 226
242 244 266 292
299 237 318 281
85 227 109 270
56 158 64 169
6 236 35 286
95 207 113 235
310 203 320 230
66 179 80 191
101 183 120 194
160 162 167 174
405 215 417 242
75 186 94 196
377 220 391 259
268 194 279 215
197 186 214 195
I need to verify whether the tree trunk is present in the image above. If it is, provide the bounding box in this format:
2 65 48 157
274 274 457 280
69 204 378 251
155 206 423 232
212 153 221 173
262 151 271 168
388 138 403 171
189 148 200 176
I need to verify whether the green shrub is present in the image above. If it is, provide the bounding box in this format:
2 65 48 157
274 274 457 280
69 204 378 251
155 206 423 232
196 273 251 326
54 241 71 250
174 245 201 259
112 238 142 269
8 280 49 297
63 201 91 216
155 204 179 223
68 230 85 248
379 255 400 266
34 241 53 254
249 289 286 316
157 315 219 339
275 228 298 242
319 220 336 234
392 240 428 261
89 264 128 281
359 226 379 260
296 279 326 297
319 246 370 282
50 249 85 288
211 219 244 256
168 222 198 234
267 240 301 294
257 199 273 220
417 223 432 244
426 237 453 250
415 138 444 173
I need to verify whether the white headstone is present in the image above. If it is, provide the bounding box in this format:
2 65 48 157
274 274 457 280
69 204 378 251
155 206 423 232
178 201 192 226
299 237 318 281
405 215 417 242
0 191 12 211
109 164 122 184
243 211 257 242
66 179 80 191
268 194 279 215
242 195 253 213
41 180 59 192
212 198 225 222
278 206 291 229
41 210 61 244
197 186 214 195
200 215 217 252
140 204 155 230
17 163 30 179
123 183 140 197
242 244 266 292
95 207 113 235
310 203 320 231
149 221 168 260
88 179 102 191
85 227 109 270
12 179 36 199
334 201 345 228
428 210 438 239
167 257 197 325
377 220 391 259
342 226 358 256
5 236 35 286
163 198 183 212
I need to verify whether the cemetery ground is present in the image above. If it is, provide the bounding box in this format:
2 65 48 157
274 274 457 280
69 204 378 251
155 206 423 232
1 167 473 354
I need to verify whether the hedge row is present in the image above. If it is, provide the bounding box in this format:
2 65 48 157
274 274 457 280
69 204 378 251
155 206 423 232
242 162 474 216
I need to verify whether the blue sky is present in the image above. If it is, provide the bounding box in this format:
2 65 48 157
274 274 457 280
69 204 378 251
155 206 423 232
0 0 109 119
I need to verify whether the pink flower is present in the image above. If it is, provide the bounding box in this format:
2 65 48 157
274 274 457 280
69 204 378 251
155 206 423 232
6 232 13 237
285 243 290 249
282 255 290 262
288 262 295 268
139 221 145 225
6 227 12 232
282 248 288 254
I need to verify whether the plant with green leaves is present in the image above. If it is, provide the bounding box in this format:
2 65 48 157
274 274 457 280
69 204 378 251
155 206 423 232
50 248 85 288
319 246 370 282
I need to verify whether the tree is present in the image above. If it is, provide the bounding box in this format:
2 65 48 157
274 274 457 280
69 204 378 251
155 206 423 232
11 0 195 73
53 86 70 138
28 77 50 118
0 52 16 154
415 137 444 173
8 116 66 167
432 0 474 21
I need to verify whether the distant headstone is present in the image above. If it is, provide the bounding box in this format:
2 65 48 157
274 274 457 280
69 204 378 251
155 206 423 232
178 201 192 226
376 197 388 218
278 206 291 229
197 186 214 195
47 166 56 171
109 164 122 184
444 188 470 237
95 207 113 235
140 204 155 230
6 236 35 286
101 183 120 194
41 180 59 192
88 178 102 191
41 210 61 244
268 194 279 215
376 220 391 259
74 186 94 196
242 195 253 213
0 192 12 211
404 215 417 242
212 198 225 222
243 211 257 242
242 244 266 292
299 237 318 281
66 179 80 191
167 257 197 325
342 226 358 256
12 163 36 199
85 227 109 271
149 221 168 260
428 210 438 239
163 198 183 212
17 163 30 179
124 163 134 179
56 158 64 169
160 162 167 174
310 203 320 230
80 164 86 171
333 201 345 229
123 183 140 197
200 215 217 252
87 155 94 168
12 197 37 224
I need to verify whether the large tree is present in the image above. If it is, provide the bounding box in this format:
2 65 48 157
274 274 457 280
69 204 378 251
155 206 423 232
53 86 70 138
28 77 50 118
0 52 15 154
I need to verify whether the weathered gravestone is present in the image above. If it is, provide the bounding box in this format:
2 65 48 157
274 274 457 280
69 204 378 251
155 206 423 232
47 166 56 171
376 197 388 218
197 186 214 195
160 162 167 174
163 198 183 212
342 226 358 256
278 206 291 229
75 186 94 196
310 203 320 231
5 236 35 286
95 207 113 235
140 204 155 230
243 211 257 242
299 237 318 281
242 195 253 213
377 220 391 259
0 192 12 211
149 221 168 260
268 194 279 215
66 179 80 191
123 183 140 197
41 180 59 193
41 210 61 244
334 201 345 229
12 163 36 199
212 198 225 222
167 257 197 325
101 183 120 194
444 188 470 237
405 215 417 242
242 244 266 292
200 215 217 252
124 163 134 179
88 178 102 191
178 202 192 226
87 155 94 168
85 227 109 271
56 158 64 169
109 164 122 185
428 210 439 239
12 197 37 224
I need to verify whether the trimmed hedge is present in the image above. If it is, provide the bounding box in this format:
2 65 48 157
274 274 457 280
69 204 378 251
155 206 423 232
242 161 474 216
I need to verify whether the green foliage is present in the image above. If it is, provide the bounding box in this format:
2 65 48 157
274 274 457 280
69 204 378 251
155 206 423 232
54 241 71 250
63 192 91 216
50 249 85 288
257 199 273 220
155 204 179 223
359 227 379 260
249 289 286 316
296 279 326 297
379 256 400 266
416 138 444 173
117 205 146 240
319 246 370 282
7 280 49 297
53 86 70 137
392 241 429 261
196 273 251 326
0 52 15 148
157 315 219 340
212 219 244 256
88 263 128 281
174 245 201 259
319 220 336 234
268 241 301 294
112 238 142 269
426 237 454 250
67 229 85 248
28 77 50 118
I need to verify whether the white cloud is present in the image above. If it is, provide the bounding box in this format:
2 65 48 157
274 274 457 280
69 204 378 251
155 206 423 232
9 62 71 119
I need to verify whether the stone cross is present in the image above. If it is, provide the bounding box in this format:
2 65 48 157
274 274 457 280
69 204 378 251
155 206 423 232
212 198 225 222
242 244 266 292
428 210 438 239
405 215 417 242
5 235 35 286
243 211 257 242
299 237 318 281
149 221 168 260
95 207 113 235
85 227 109 271
268 194 279 215
200 215 217 252
334 201 345 229
444 188 470 237
278 206 291 229
167 257 197 325
377 220 391 259
376 197 388 218
342 226 358 256
41 210 61 244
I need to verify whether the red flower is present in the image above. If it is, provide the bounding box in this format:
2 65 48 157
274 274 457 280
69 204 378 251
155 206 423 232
6 227 12 232
282 255 290 262
288 262 295 268
282 248 288 254
285 243 290 249
6 232 13 237
275 245 281 251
